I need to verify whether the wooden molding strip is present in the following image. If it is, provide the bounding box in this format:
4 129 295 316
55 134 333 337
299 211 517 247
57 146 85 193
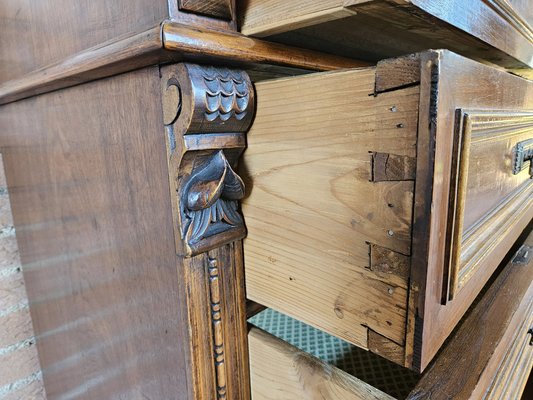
0 21 367 106
161 21 367 71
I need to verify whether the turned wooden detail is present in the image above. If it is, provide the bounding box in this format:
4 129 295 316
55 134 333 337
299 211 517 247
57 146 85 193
161 63 254 400
208 256 227 398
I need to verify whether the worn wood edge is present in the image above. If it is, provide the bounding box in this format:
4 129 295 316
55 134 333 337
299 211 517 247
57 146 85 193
408 49 442 372
367 329 405 366
0 21 368 106
161 21 370 71
375 53 422 93
406 227 533 399
248 325 395 400
240 5 357 37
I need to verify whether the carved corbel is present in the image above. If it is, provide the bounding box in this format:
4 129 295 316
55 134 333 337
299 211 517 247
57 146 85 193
161 63 254 400
162 63 254 257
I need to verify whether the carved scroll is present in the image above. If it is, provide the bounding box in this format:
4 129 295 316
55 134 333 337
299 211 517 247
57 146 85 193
161 63 254 400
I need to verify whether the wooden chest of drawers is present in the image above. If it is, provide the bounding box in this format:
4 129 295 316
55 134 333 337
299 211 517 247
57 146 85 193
242 50 533 371
0 1 532 399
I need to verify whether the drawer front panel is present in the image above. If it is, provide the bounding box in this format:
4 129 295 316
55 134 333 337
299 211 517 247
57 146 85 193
412 50 533 371
446 110 533 298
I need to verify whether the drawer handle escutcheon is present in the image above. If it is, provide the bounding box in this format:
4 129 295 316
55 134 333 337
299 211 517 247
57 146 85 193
512 138 533 177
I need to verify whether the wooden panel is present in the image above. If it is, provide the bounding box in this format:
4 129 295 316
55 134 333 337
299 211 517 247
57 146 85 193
248 326 394 400
445 110 533 299
0 154 46 399
407 228 533 399
0 0 169 83
242 68 419 349
238 0 533 68
411 50 533 371
0 67 192 399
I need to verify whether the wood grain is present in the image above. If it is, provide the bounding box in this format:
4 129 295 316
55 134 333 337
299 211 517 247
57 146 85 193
239 0 533 68
248 326 394 400
0 67 193 399
242 68 420 349
162 21 369 71
482 301 533 399
0 0 169 83
0 26 165 106
0 21 367 106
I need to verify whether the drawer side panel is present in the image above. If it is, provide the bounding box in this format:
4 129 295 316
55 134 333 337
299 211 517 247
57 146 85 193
242 68 419 349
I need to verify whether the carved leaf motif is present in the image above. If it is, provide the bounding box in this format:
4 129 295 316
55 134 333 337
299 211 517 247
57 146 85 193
186 151 227 211
182 150 245 244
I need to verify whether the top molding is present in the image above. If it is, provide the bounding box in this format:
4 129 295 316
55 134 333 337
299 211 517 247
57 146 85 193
0 21 368 106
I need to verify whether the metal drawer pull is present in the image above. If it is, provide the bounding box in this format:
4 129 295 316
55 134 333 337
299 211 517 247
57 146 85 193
512 138 533 177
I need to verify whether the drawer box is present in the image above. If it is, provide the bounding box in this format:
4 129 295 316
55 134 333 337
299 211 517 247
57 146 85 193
248 232 533 399
241 50 533 371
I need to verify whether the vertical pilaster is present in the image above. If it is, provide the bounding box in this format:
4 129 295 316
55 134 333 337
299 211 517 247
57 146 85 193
161 63 254 400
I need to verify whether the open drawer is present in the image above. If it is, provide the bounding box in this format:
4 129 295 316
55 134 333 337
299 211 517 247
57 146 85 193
241 50 533 371
247 231 533 399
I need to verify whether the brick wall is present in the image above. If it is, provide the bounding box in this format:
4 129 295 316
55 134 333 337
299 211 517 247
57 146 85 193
0 154 46 400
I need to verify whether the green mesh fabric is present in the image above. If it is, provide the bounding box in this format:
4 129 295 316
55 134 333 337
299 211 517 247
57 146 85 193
249 308 420 399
